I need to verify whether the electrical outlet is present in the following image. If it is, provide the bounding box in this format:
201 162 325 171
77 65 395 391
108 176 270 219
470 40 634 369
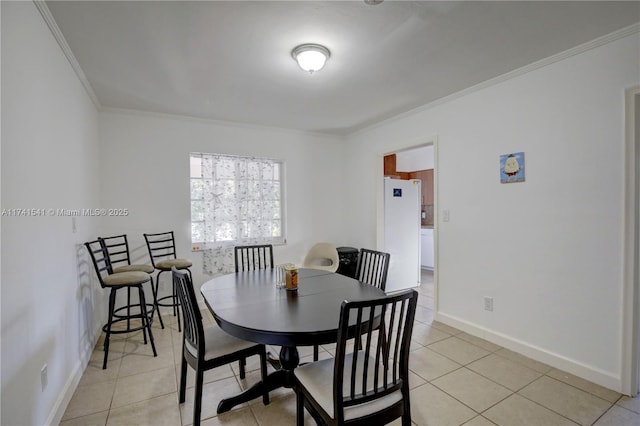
484 297 494 312
442 209 450 222
41 364 48 391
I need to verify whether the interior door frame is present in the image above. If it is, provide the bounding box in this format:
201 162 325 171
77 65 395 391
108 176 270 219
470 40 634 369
376 135 438 304
622 86 640 396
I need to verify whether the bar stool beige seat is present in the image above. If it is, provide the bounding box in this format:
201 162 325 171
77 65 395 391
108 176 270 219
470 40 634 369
144 231 193 331
85 239 157 369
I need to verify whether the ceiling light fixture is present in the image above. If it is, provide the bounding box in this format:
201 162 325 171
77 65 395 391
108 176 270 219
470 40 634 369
291 44 330 74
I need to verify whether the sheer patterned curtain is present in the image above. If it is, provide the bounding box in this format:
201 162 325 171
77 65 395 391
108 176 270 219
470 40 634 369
190 153 284 275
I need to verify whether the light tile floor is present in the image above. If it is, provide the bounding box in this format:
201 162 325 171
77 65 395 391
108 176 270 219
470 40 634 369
61 270 640 425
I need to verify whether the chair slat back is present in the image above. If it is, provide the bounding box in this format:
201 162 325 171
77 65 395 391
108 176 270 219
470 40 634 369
333 290 418 423
101 234 132 268
144 231 178 267
355 248 391 291
172 267 204 357
234 244 274 272
84 239 113 288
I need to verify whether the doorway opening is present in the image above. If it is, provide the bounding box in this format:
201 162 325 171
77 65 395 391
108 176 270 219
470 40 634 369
623 86 639 396
380 139 437 310
635 88 640 396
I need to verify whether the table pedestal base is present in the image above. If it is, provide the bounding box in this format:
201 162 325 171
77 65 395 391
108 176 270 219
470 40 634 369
217 346 300 414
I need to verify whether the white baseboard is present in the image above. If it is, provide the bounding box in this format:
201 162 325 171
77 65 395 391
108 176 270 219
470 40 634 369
45 322 102 425
435 311 623 394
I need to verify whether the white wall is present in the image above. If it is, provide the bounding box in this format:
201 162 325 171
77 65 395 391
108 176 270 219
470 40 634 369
395 145 434 171
345 32 640 391
1 2 102 425
98 110 349 295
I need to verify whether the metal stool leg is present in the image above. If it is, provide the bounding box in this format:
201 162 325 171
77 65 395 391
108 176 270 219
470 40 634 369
138 285 157 357
173 275 181 332
154 272 166 329
103 288 117 370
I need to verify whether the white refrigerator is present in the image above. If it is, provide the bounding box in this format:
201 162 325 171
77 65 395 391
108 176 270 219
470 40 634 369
384 178 421 292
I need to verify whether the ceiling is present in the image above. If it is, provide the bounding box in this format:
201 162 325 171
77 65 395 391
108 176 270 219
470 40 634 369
45 1 639 135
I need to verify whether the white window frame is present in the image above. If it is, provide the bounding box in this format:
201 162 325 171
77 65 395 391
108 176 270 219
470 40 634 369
190 152 286 249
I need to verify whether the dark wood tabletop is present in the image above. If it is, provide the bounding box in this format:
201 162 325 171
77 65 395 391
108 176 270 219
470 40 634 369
200 267 386 413
200 267 386 347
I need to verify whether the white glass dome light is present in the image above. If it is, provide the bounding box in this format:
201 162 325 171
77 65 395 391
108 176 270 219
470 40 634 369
292 44 330 74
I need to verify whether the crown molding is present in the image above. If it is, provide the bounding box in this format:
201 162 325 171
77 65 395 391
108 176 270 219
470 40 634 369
350 22 640 138
33 0 101 109
101 107 342 141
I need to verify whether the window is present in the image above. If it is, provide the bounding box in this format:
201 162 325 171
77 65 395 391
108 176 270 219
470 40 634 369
190 153 285 248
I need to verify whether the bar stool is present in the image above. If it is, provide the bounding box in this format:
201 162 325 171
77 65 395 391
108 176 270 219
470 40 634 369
101 234 161 329
85 239 157 369
144 231 192 331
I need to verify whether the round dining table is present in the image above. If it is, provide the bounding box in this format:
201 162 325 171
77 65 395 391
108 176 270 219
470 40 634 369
200 267 385 413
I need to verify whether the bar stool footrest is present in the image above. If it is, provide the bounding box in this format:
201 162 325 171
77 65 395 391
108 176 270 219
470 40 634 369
112 303 156 319
155 294 180 309
102 316 153 335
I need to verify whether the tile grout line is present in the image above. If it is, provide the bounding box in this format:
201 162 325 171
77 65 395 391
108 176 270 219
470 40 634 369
512 375 612 426
511 390 585 426
427 366 503 418
540 374 617 406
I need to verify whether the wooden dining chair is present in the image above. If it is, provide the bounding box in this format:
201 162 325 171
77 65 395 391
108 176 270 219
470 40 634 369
234 244 274 272
294 289 418 426
144 231 192 331
354 248 391 291
172 267 270 426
